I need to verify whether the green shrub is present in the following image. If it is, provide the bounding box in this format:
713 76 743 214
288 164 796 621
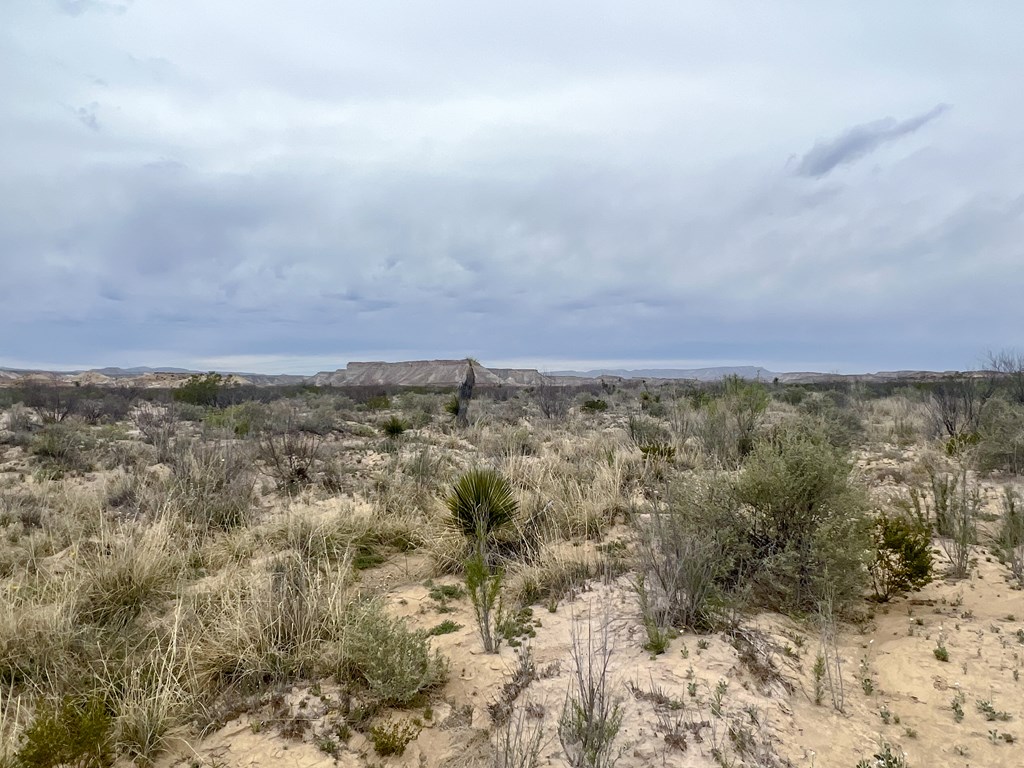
868 513 932 602
722 375 768 457
634 477 737 632
443 396 460 417
997 488 1024 583
364 394 391 412
797 393 865 450
204 401 269 437
342 603 447 707
426 620 462 636
30 423 94 473
581 399 608 414
734 424 870 614
369 718 420 757
15 694 113 768
172 373 224 407
976 398 1024 474
465 553 503 653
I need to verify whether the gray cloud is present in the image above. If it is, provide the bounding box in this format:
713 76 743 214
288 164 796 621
2 3 1023 373
796 104 950 178
75 103 100 130
53 0 131 16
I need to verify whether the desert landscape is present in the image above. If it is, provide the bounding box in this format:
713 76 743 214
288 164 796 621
0 360 1022 768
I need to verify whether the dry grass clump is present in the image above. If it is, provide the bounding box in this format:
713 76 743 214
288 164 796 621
72 516 185 631
191 553 351 693
167 438 257 533
0 689 25 767
109 612 199 764
0 579 79 688
505 542 600 609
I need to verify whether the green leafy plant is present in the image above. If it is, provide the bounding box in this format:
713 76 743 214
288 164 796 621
734 423 871 614
443 395 460 417
997 487 1024 584
364 394 391 411
15 694 114 768
446 468 519 542
581 399 608 414
427 619 463 637
869 513 933 602
855 741 909 768
812 654 826 705
951 690 965 721
381 416 410 438
977 698 1011 721
465 553 504 653
369 718 420 757
172 372 224 407
343 602 448 707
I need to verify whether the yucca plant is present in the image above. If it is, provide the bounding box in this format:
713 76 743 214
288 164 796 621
445 468 518 544
446 468 517 654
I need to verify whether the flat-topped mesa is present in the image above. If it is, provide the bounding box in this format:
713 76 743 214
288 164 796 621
309 360 552 388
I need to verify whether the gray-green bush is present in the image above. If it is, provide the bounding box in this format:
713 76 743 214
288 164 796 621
734 424 870 614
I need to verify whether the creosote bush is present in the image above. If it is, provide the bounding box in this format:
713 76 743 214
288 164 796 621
868 513 933 602
172 373 225 407
731 423 870 615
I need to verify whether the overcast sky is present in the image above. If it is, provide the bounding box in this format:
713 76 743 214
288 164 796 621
2 1 1022 374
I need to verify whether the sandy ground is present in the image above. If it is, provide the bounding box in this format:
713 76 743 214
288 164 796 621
150 538 1021 768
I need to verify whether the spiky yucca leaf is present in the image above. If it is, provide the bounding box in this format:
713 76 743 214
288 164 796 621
446 468 518 541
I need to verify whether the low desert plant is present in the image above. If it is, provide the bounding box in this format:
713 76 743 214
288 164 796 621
734 423 871 614
633 478 733 632
931 468 978 579
15 692 114 768
73 518 183 631
868 513 933 602
381 415 410 438
256 427 322 491
111 628 197 765
196 555 350 692
558 611 623 768
340 601 448 707
465 553 504 653
997 487 1024 584
494 701 546 768
446 468 519 544
168 439 257 533
855 741 910 768
172 373 224 407
369 717 420 756
30 422 94 474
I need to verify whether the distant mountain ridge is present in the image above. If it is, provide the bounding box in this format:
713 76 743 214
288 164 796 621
549 365 776 381
310 360 551 388
0 361 986 389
